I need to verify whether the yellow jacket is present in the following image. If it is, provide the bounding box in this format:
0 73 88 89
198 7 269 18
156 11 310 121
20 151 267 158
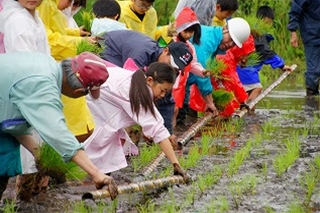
212 16 226 27
37 0 82 60
37 0 94 136
117 0 158 39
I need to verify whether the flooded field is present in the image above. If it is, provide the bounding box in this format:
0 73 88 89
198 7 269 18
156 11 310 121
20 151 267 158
1 87 320 213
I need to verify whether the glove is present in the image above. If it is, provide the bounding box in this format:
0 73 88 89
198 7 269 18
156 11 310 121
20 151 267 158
95 176 119 200
173 163 191 184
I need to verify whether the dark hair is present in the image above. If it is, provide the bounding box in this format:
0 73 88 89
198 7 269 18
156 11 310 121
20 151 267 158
178 24 201 45
73 0 86 8
143 0 155 3
130 62 176 118
93 0 121 20
256 5 274 20
217 0 238 12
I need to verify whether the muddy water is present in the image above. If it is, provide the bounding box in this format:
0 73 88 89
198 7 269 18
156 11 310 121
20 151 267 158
2 89 320 213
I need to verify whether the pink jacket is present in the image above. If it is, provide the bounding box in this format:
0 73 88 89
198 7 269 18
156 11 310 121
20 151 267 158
84 66 170 173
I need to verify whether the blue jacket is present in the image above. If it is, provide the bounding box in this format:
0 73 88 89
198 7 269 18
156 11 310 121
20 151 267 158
287 0 320 45
187 26 224 98
236 55 285 85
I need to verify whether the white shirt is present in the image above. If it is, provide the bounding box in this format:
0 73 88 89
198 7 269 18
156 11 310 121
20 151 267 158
0 0 50 54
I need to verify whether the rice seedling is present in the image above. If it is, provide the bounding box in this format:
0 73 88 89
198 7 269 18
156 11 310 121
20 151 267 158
131 145 162 172
211 89 234 110
287 202 306 213
273 133 301 177
244 51 261 67
205 57 227 80
35 143 87 182
136 200 156 213
227 141 252 177
80 10 94 32
179 144 202 169
1 199 17 213
206 197 230 213
263 205 275 213
76 39 104 55
299 171 317 206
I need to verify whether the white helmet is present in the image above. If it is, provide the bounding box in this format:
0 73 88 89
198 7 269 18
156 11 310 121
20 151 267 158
227 17 251 48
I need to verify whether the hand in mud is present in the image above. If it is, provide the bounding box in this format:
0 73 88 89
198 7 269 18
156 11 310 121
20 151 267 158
173 163 190 184
206 102 219 117
169 134 179 150
95 176 118 200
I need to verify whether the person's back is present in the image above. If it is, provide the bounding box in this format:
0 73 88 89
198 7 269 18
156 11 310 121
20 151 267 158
117 0 157 39
212 0 238 26
173 0 216 26
101 30 162 67
91 0 127 36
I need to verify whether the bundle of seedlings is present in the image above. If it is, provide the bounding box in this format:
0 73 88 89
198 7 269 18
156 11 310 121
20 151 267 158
243 14 274 39
242 51 261 67
18 143 87 201
205 57 227 80
212 89 234 110
81 10 94 33
76 39 104 55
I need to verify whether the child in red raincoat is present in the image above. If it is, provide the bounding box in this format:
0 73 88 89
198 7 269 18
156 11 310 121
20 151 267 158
170 7 218 127
190 34 255 117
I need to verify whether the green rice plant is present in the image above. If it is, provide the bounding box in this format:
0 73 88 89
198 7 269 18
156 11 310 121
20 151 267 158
227 141 252 177
205 57 227 79
76 39 104 55
242 14 274 38
179 144 202 169
2 199 17 213
299 171 317 206
35 143 87 183
197 171 220 197
261 162 268 181
263 205 275 213
216 196 230 213
200 135 212 155
136 200 156 213
273 134 300 177
80 10 94 32
159 188 180 213
286 203 306 213
244 51 261 67
131 145 162 172
71 201 93 213
211 89 234 110
314 154 320 171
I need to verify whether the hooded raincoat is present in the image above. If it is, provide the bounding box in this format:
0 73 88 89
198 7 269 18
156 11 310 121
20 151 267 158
191 35 255 116
117 0 157 39
37 0 95 137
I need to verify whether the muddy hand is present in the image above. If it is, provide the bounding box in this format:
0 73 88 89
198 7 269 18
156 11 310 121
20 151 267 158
173 163 190 184
95 176 118 200
169 134 179 150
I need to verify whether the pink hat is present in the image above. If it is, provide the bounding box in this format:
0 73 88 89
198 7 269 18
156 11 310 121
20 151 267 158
175 7 200 34
71 52 109 99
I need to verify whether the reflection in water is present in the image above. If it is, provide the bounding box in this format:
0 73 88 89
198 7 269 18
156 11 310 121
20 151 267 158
305 96 320 111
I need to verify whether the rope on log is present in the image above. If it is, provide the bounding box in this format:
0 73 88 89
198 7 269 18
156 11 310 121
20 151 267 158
82 175 185 200
233 64 297 118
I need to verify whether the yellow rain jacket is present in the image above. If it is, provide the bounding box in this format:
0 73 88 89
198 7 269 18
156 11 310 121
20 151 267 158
117 0 157 39
37 0 95 136
37 0 82 60
212 16 226 27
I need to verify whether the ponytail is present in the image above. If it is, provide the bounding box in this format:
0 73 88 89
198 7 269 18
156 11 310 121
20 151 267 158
129 62 177 118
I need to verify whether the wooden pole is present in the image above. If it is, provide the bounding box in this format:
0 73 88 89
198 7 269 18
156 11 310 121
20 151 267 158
233 64 297 118
141 112 215 178
82 175 185 200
